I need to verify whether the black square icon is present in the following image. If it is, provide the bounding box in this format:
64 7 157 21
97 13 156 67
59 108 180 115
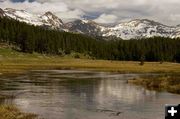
165 104 180 119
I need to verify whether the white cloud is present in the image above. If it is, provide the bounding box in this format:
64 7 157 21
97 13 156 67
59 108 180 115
94 14 118 24
0 0 180 25
0 0 84 21
56 9 85 22
0 0 68 13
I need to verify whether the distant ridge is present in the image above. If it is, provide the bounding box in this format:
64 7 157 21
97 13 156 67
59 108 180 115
1 8 180 40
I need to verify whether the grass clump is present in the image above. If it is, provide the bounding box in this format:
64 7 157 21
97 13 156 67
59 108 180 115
0 105 37 119
128 76 180 94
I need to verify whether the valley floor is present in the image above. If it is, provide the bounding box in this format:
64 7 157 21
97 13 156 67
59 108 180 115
0 48 180 76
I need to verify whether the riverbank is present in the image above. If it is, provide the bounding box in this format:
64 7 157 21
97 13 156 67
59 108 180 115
0 48 180 76
0 88 37 119
0 105 37 119
128 75 180 94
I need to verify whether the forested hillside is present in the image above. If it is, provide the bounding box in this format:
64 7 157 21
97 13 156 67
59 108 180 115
0 17 180 62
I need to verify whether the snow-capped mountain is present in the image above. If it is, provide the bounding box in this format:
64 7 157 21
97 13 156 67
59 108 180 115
173 27 180 38
0 8 180 40
67 19 179 39
102 19 175 39
40 11 64 30
3 8 65 30
65 19 105 36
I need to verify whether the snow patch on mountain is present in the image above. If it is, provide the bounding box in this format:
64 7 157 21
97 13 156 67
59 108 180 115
1 8 180 40
41 11 64 29
102 19 175 39
4 8 44 26
3 8 64 30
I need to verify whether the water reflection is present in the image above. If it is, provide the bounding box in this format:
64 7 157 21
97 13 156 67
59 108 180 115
0 70 180 119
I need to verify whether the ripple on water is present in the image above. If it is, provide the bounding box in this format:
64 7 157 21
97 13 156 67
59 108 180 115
0 70 180 119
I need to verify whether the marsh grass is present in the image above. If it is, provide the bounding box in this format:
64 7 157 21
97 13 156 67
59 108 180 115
128 76 180 94
0 105 37 119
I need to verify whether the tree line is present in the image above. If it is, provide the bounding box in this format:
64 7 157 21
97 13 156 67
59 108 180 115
0 17 180 62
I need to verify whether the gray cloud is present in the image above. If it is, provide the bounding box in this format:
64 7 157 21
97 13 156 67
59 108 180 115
0 0 180 25
94 13 118 24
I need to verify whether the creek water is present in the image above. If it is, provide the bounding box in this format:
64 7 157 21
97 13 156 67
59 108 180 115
0 70 180 119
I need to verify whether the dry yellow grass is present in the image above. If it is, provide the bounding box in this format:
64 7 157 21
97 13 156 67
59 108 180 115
0 55 180 76
128 76 180 94
0 105 37 119
0 48 180 75
0 59 180 74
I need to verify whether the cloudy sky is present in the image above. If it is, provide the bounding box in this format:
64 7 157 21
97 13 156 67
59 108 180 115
0 0 180 25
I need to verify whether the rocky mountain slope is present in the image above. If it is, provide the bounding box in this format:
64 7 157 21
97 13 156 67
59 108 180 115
102 19 176 39
2 8 65 30
65 19 105 36
0 8 180 39
0 8 5 18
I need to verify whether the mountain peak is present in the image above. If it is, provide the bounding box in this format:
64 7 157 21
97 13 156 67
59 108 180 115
103 18 176 39
44 11 55 17
41 11 64 29
43 11 61 21
1 7 180 39
66 19 105 36
2 8 64 29
123 19 164 27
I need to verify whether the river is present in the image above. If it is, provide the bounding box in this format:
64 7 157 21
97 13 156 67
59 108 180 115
0 70 180 119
